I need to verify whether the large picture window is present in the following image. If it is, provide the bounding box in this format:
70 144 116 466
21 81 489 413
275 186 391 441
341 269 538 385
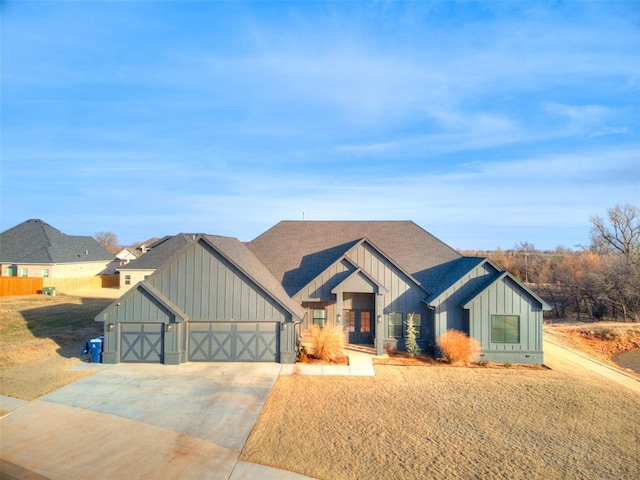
388 312 403 338
491 315 520 343
313 309 327 328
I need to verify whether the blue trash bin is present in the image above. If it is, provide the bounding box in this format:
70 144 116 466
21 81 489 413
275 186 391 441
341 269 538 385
88 336 104 363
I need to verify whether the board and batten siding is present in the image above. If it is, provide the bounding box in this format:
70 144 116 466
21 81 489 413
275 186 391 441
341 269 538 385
431 263 499 335
466 275 544 364
149 242 289 323
98 284 184 364
295 242 428 345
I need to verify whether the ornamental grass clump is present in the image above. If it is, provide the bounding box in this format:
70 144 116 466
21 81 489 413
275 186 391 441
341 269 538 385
310 325 345 362
437 329 481 365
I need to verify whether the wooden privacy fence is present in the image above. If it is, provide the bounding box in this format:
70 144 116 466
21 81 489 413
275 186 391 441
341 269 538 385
43 274 120 292
0 274 119 296
0 277 43 296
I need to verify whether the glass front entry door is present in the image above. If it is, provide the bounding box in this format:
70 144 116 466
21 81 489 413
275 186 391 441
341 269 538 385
345 309 375 344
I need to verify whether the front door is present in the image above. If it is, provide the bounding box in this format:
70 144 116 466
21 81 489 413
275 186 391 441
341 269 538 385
345 309 375 344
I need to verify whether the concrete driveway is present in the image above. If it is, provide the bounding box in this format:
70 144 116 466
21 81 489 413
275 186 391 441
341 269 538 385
0 362 314 480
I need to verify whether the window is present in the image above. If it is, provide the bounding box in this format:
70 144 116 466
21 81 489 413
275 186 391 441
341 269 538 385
407 313 421 339
124 275 131 286
360 311 371 333
491 315 520 343
313 309 326 328
388 312 403 338
42 269 50 278
7 265 17 277
346 310 355 332
20 268 28 277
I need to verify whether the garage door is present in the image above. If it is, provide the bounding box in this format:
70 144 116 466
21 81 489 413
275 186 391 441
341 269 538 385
120 323 163 363
188 322 278 362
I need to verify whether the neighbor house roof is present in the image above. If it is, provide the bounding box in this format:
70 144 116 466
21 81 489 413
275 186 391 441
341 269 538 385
247 220 461 294
118 234 200 270
0 219 114 264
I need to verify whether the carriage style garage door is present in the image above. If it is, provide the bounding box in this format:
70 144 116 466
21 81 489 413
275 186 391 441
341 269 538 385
188 322 278 362
120 323 164 363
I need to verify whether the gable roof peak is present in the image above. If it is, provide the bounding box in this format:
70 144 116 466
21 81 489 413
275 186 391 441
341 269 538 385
248 220 461 293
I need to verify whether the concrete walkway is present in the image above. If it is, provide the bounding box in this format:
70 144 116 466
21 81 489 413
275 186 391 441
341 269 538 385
544 334 640 395
281 350 377 376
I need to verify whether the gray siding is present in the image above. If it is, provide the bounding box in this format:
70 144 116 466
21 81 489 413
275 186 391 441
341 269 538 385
150 242 289 323
297 242 428 349
466 276 543 364
431 262 498 337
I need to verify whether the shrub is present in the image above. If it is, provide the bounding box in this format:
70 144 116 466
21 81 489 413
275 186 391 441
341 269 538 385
310 325 345 362
405 313 421 358
436 329 481 365
297 345 309 363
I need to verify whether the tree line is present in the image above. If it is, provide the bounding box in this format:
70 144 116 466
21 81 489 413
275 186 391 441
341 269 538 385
461 204 640 322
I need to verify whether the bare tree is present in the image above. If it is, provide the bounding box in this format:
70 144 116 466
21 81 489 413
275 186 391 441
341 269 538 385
95 231 119 249
513 241 536 283
589 204 640 321
590 204 640 264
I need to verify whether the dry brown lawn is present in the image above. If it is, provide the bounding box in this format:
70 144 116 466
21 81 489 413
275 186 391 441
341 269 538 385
0 291 117 400
241 364 640 480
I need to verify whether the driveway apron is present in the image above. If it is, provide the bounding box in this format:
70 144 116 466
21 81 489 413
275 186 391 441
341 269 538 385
0 362 304 479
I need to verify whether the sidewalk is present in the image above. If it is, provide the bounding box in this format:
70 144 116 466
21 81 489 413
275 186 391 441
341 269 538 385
280 350 377 376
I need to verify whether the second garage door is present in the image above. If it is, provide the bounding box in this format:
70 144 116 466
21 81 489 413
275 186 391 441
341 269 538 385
188 322 278 362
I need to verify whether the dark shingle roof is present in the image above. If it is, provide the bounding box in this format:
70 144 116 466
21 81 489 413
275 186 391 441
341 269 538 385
423 257 488 303
200 235 306 319
119 234 199 270
0 219 114 263
247 221 461 294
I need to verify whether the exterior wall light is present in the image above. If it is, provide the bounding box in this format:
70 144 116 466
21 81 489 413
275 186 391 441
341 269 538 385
166 324 173 332
107 323 115 332
282 323 288 331
336 314 341 323
377 315 382 324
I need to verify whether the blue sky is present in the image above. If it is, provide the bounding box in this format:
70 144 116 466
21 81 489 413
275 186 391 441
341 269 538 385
2 1 639 250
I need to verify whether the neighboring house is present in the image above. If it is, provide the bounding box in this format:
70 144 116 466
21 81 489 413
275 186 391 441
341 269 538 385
96 221 549 365
116 234 200 289
131 237 160 255
0 219 117 278
115 247 140 266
